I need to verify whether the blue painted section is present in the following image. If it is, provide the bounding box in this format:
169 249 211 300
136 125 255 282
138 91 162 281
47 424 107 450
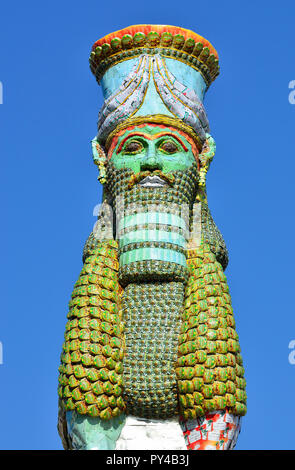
101 55 207 103
118 212 187 231
66 411 126 450
134 73 175 118
119 229 186 247
165 58 207 101
101 58 138 100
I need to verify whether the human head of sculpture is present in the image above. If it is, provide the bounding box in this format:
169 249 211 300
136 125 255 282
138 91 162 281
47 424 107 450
90 24 219 197
92 119 215 210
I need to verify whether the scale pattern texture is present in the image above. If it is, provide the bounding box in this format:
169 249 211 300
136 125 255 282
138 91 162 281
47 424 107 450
58 240 126 420
177 243 246 419
58 241 246 420
121 282 184 418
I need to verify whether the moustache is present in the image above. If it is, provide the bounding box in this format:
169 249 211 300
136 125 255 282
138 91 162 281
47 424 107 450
128 170 175 189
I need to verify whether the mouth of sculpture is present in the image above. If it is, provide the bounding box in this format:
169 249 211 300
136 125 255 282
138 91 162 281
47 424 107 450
128 171 175 189
139 175 167 188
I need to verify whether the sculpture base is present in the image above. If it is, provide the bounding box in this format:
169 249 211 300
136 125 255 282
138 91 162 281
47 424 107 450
115 416 186 450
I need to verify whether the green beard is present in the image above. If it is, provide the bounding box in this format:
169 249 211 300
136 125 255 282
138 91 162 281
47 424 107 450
106 161 199 286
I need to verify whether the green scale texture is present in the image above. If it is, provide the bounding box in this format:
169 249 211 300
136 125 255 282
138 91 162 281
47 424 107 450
177 242 247 419
58 240 247 422
58 241 126 421
121 282 184 419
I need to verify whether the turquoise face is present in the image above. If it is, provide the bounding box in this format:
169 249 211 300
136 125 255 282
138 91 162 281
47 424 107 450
108 125 196 174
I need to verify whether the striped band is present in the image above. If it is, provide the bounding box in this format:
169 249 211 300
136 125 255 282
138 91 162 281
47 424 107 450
118 212 187 232
119 248 187 267
118 229 186 248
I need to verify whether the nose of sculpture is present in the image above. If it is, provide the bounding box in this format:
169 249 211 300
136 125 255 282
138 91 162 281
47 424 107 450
140 146 163 172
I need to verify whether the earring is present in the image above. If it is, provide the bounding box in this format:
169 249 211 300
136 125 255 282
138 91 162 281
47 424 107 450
91 136 107 184
196 133 216 203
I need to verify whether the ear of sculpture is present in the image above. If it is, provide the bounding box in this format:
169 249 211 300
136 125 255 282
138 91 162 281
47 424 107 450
195 133 216 204
91 136 107 184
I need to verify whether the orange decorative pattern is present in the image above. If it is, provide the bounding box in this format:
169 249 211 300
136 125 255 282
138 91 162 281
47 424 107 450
105 115 203 152
92 25 218 59
107 123 199 164
89 25 220 86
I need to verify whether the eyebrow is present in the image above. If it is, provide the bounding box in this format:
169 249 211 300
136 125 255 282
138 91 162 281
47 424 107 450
117 132 189 153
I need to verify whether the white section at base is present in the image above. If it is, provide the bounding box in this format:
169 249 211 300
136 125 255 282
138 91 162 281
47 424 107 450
115 416 187 450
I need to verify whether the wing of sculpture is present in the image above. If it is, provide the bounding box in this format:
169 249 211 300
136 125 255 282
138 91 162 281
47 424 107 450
57 25 246 451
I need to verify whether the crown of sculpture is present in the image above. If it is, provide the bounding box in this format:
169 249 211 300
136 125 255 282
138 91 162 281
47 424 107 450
89 25 219 86
90 25 219 143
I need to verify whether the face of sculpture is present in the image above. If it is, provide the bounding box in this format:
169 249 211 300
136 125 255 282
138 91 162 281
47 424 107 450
107 124 198 175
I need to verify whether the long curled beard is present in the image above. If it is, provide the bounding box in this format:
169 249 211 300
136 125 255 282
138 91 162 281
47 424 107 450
105 161 200 419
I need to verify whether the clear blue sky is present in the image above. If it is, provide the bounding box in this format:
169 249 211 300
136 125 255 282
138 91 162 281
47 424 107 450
1 0 295 450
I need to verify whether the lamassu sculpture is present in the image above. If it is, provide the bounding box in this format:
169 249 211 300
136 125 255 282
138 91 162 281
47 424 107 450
57 25 246 450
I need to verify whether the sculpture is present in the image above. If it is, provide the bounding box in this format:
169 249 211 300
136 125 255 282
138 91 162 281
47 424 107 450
57 25 246 450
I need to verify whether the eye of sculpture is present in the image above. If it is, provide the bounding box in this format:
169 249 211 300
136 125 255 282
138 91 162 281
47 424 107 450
123 140 144 154
158 139 180 154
